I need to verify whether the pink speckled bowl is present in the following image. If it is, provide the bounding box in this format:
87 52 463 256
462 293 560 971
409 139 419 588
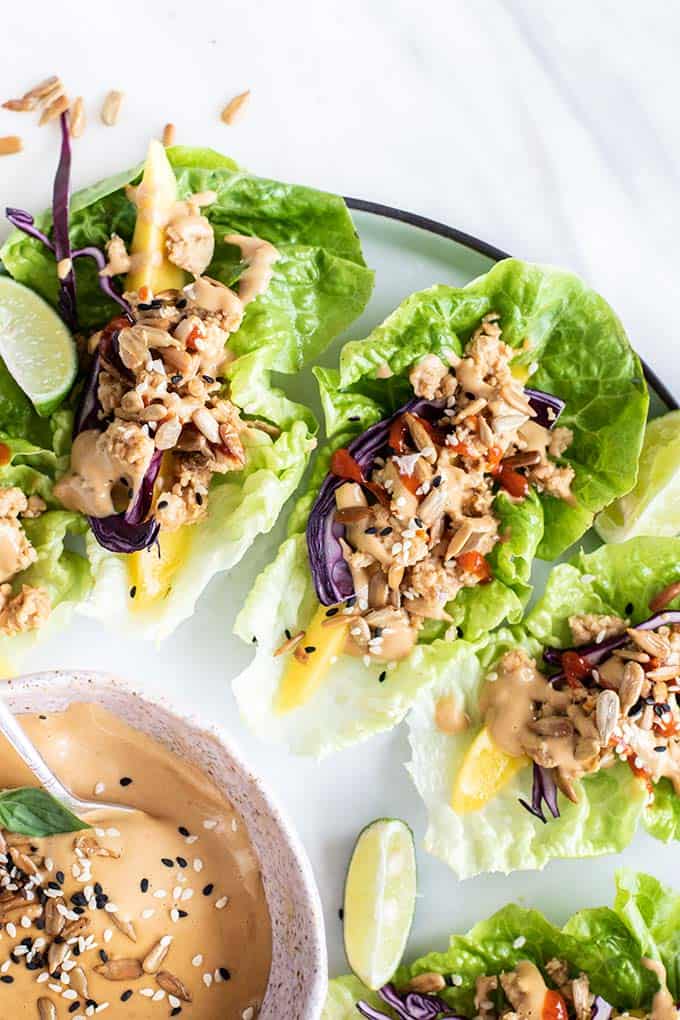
3 670 327 1020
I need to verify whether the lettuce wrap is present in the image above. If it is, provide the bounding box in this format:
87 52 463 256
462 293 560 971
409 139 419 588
1 142 373 640
0 370 89 670
324 870 680 1019
233 261 648 756
407 537 680 879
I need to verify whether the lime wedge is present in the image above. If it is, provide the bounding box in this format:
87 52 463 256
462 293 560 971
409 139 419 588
343 818 416 991
595 411 680 543
0 276 77 416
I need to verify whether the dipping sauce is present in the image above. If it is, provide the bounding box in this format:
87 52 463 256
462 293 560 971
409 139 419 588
0 703 271 1018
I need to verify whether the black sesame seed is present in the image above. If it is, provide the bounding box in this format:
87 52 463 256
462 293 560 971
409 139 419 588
348 416 360 422
195 492 203 506
644 696 656 705
374 627 383 637
338 908 344 920
178 909 189 918
304 646 316 654
120 777 133 787
121 990 133 1002
628 697 644 717
252 636 257 644
73 906 85 916
178 826 190 837
0 975 14 983
137 302 153 311
654 703 668 717
171 1008 182 1017
86 1001 97 1010
71 892 87 907
219 966 231 981
176 856 188 868
378 671 386 683
655 745 667 752
432 475 442 487
158 500 168 509
325 607 339 617
176 298 187 309
171 373 183 384
346 596 357 607
284 628 291 639
150 299 163 309
94 883 103 896
162 858 174 868
380 527 393 536
69 1003 79 1014
140 878 149 893
625 602 634 615
202 883 214 896
55 870 65 885
202 375 215 383
364 526 378 535
129 586 137 599
414 517 424 527
99 949 109 963
47 881 61 891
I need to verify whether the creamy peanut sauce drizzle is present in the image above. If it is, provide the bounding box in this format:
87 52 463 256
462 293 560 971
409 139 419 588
55 429 150 519
0 704 271 1018
501 961 549 1020
642 959 678 1020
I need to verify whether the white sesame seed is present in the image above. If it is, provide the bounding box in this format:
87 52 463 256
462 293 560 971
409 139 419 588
104 903 118 913
6 923 16 938
63 989 78 1000
152 990 165 1001
203 972 213 987
106 828 120 838
0 960 9 973
160 935 173 948
181 888 194 902
215 896 228 910
37 971 49 983
243 1008 255 1020
215 967 224 982
185 834 199 844
141 909 155 919
20 914 32 927
203 820 218 830
153 890 167 899
172 886 182 900
103 929 113 943
95 828 105 837
169 995 180 1008
94 782 105 795
192 954 204 967
95 1006 110 1014
49 982 63 993
139 988 154 997
231 819 238 832
44 857 54 872
170 908 180 923
513 936 526 948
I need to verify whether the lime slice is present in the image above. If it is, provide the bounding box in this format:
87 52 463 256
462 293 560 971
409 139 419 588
0 276 77 416
595 411 680 543
343 818 416 990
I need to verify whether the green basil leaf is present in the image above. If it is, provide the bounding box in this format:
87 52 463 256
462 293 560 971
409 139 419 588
0 787 90 836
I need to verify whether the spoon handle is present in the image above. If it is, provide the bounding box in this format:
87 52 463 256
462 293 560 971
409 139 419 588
0 694 80 813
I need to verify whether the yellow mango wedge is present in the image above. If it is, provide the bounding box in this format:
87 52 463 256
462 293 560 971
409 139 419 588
128 527 192 613
125 139 185 296
276 605 349 714
451 726 528 813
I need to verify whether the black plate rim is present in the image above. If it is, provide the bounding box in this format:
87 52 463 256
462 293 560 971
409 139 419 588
345 196 678 412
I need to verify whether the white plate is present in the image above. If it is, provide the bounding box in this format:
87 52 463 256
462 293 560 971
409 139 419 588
18 204 678 982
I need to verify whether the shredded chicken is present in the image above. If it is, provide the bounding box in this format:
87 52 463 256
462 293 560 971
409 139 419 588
0 583 50 636
0 487 49 636
569 613 627 646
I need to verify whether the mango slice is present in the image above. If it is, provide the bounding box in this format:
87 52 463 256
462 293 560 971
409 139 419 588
451 726 529 813
127 527 191 612
276 605 349 714
125 139 185 295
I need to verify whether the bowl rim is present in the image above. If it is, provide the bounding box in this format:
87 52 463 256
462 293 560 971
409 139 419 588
2 668 328 1019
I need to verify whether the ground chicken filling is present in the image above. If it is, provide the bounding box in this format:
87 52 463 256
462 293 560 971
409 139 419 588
482 587 680 804
54 193 279 534
327 315 574 663
398 958 674 1020
0 486 49 636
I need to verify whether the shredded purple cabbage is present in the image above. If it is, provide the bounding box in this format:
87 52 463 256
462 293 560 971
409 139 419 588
306 398 443 605
71 245 133 319
52 113 78 330
357 983 462 1020
307 385 565 607
525 388 565 428
591 996 613 1020
545 610 680 683
5 207 54 250
519 763 561 823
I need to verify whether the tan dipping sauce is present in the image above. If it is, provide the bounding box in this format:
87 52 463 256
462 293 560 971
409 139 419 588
0 704 271 1018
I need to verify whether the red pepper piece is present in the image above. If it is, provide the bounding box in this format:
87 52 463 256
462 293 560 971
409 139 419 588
543 991 568 1020
456 550 492 583
498 464 529 499
561 651 591 689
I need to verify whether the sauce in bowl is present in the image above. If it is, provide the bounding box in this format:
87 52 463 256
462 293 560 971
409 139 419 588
0 703 271 1018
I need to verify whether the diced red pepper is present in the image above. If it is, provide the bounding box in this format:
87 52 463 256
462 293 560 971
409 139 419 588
654 717 680 739
486 446 503 474
456 550 492 583
498 464 529 499
561 651 591 688
451 441 474 458
388 416 409 454
0 443 11 467
330 448 364 485
398 471 421 495
543 991 568 1020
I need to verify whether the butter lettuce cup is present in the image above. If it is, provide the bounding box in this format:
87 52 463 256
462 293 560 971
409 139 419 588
2 668 326 1019
407 536 680 879
2 117 373 642
233 261 648 757
325 869 680 1020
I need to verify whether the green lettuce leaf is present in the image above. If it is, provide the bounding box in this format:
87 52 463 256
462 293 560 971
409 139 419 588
325 870 671 1018
0 147 374 372
407 537 680 878
317 260 647 559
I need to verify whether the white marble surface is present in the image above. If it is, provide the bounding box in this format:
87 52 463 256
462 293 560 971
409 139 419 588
1 0 680 991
